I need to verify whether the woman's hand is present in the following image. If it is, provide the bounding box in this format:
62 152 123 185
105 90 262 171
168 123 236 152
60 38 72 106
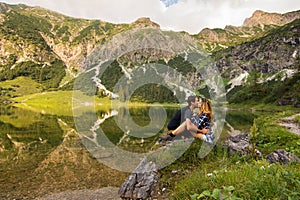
198 127 210 134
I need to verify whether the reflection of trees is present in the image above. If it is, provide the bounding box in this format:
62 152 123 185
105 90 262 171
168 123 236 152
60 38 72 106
0 107 64 152
224 109 258 135
83 107 183 153
96 109 117 120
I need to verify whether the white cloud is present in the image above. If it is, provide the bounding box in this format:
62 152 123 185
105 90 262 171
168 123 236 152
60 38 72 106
0 0 300 34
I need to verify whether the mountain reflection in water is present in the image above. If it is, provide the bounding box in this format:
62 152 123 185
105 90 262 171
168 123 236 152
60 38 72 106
0 106 257 199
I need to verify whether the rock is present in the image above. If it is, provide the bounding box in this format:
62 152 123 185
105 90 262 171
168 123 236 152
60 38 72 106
225 133 251 155
242 10 300 27
118 157 160 200
265 149 300 164
224 133 262 159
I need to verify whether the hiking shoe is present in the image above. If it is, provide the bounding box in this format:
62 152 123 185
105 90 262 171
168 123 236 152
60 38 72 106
158 134 174 144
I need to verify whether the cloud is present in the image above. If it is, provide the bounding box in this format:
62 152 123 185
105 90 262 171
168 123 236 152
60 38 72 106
0 0 300 34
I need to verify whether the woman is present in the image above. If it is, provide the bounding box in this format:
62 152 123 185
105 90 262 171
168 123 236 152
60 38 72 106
159 98 214 144
190 98 214 143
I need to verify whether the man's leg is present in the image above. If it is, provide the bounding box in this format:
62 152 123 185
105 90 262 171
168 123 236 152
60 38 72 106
159 121 188 142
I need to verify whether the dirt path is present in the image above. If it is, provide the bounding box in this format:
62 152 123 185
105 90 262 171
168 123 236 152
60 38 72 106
36 187 121 200
278 113 300 136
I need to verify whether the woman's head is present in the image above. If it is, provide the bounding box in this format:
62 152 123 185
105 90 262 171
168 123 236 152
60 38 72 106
199 98 213 121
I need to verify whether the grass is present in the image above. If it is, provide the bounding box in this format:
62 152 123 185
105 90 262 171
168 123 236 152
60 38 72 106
0 76 44 98
255 112 300 156
229 102 299 112
12 90 112 116
12 89 182 117
0 107 43 128
174 158 300 200
158 109 300 200
3 78 299 199
295 116 300 126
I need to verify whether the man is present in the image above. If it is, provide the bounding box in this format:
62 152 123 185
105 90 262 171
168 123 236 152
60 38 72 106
158 95 209 143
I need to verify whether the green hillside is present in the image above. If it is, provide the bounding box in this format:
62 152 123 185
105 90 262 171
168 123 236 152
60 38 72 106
0 2 299 106
218 19 300 107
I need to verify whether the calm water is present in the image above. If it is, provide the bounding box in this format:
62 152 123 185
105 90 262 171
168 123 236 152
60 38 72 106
0 105 257 199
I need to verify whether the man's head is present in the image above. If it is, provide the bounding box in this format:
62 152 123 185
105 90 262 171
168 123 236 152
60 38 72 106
187 95 199 107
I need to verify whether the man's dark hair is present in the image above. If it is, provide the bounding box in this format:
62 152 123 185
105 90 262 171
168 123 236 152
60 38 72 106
187 95 198 106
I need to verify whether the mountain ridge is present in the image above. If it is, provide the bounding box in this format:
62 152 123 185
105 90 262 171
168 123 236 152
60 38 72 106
0 2 299 106
194 9 300 52
243 9 300 27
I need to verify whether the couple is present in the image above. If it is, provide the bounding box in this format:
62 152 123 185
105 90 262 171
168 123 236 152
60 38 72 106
158 95 215 144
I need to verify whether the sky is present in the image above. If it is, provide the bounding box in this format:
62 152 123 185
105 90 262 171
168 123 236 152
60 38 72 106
1 0 300 34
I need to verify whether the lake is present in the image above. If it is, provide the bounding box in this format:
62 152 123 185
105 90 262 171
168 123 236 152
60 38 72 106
0 105 258 199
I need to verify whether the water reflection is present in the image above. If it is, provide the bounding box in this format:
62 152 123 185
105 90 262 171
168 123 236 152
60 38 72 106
0 105 258 199
75 105 184 172
77 106 182 155
0 106 127 199
223 108 258 137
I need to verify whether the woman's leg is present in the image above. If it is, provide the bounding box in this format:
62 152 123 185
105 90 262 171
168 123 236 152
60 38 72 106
194 133 203 139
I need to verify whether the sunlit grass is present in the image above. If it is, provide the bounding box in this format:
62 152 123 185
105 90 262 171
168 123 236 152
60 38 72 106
0 76 43 97
12 90 182 116
0 107 42 128
12 90 112 116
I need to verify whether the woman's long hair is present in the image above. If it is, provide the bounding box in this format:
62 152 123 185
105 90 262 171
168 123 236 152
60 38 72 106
198 98 213 122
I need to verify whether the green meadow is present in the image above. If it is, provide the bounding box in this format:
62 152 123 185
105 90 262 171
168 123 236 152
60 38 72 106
159 109 300 200
12 90 112 116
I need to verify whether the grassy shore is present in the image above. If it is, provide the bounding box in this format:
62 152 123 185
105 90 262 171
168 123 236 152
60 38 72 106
4 80 300 199
158 108 300 200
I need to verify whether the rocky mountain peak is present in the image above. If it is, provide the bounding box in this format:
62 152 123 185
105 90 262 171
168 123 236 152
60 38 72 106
198 28 227 42
243 9 300 27
0 2 11 13
132 17 160 28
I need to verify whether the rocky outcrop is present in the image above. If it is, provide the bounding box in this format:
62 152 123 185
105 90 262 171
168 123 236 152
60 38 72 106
0 2 13 14
214 18 300 80
118 157 160 200
195 10 300 52
225 133 300 165
224 133 262 158
265 149 300 164
243 10 300 27
278 113 300 136
131 17 160 29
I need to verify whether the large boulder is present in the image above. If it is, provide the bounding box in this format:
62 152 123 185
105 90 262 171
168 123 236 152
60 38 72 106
225 133 251 155
118 157 160 200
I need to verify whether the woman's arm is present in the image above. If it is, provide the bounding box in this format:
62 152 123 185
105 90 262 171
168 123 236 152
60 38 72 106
197 127 209 134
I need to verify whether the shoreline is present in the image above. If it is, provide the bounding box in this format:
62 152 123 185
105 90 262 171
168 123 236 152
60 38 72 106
36 187 121 200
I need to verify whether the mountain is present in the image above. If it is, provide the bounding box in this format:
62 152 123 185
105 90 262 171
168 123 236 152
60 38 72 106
193 10 300 52
0 2 160 89
211 18 300 106
0 2 299 106
243 10 300 27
